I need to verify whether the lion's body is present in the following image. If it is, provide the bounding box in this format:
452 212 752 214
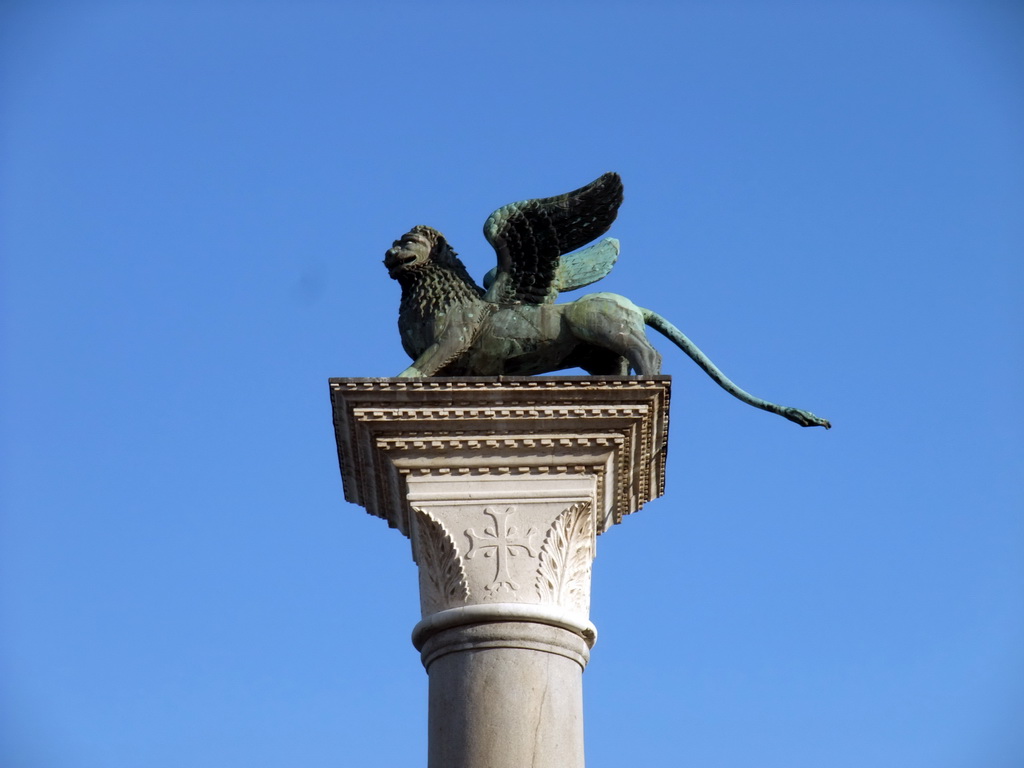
413 293 660 377
390 238 657 377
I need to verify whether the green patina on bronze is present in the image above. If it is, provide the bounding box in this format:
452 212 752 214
383 172 830 429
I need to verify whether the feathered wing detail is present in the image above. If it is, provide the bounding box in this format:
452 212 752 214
555 237 620 293
481 237 620 294
482 172 623 305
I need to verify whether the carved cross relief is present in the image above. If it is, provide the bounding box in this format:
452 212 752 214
412 498 595 619
465 507 538 592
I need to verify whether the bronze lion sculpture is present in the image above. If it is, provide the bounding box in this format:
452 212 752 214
384 172 830 428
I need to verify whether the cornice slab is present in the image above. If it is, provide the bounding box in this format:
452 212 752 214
329 376 671 536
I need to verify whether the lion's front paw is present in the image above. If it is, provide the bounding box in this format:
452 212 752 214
782 407 831 429
397 366 424 378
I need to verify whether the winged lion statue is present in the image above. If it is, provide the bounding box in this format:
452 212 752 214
384 172 830 428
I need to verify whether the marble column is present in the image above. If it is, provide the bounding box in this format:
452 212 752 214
330 376 671 768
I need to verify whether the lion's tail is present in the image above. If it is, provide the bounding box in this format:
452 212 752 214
641 308 831 429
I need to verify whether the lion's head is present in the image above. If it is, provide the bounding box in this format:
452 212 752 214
383 225 483 300
384 225 451 278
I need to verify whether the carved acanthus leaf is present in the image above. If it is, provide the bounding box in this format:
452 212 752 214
535 502 594 613
414 507 470 615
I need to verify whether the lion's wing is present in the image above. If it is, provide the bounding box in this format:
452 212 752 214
482 172 623 305
482 237 620 294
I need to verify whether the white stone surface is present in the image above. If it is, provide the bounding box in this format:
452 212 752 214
330 376 671 768
422 622 588 768
330 376 671 536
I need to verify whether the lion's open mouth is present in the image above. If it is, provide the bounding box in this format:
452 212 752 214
384 247 419 275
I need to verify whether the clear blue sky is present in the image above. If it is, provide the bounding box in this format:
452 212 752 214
2 2 1022 766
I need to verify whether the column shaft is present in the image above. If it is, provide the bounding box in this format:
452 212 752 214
420 621 588 768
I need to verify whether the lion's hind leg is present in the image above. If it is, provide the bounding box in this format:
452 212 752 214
565 293 663 376
618 332 662 375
